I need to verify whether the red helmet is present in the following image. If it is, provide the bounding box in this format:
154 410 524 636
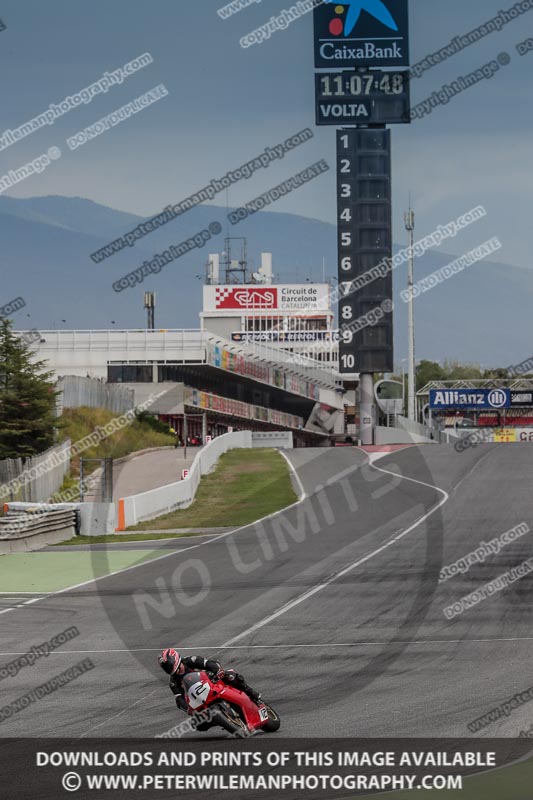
158 648 182 675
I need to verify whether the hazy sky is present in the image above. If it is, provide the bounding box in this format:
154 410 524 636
1 0 531 267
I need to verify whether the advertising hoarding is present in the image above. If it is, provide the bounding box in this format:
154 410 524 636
429 388 512 409
314 0 410 69
203 285 330 313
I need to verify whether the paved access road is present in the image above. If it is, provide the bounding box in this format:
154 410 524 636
0 444 532 741
112 447 195 499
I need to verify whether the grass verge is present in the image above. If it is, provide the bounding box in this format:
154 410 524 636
128 448 297 530
357 755 533 799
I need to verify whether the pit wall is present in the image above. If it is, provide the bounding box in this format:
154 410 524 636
451 427 533 443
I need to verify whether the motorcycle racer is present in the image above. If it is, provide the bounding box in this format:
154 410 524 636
158 648 261 714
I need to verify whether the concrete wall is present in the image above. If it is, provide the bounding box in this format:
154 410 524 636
251 431 293 449
452 427 533 444
375 426 436 445
0 524 76 554
6 502 116 536
121 382 184 414
203 318 241 340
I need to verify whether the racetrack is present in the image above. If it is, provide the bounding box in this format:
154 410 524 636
1 443 532 741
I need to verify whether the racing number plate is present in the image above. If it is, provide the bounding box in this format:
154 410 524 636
259 707 269 721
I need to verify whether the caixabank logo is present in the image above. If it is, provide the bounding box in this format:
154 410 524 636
314 0 410 69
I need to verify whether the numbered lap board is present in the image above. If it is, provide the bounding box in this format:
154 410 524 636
337 129 393 374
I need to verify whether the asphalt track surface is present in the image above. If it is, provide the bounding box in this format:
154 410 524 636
1 443 533 741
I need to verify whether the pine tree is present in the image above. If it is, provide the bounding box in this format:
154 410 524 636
0 319 57 458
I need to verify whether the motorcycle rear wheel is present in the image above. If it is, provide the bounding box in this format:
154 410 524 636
211 705 248 738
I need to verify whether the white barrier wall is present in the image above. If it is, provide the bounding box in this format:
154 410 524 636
7 502 116 536
375 427 436 445
452 428 533 443
251 432 293 449
117 431 252 529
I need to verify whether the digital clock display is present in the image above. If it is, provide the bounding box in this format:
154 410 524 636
320 72 405 96
315 70 410 126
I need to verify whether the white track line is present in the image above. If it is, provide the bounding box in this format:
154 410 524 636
222 460 449 647
0 455 308 618
78 688 159 738
279 449 306 501
1 637 532 657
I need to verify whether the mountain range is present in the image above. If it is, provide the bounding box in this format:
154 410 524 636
1 194 531 367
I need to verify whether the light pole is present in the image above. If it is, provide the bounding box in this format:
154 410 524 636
400 357 407 416
404 208 416 421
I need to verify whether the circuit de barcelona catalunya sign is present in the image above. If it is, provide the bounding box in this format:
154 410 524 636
314 0 410 68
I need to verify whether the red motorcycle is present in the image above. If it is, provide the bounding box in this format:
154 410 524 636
182 670 280 737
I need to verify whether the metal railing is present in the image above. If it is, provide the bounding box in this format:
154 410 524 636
0 441 71 503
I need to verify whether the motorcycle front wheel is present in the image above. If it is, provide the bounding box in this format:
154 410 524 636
262 704 281 733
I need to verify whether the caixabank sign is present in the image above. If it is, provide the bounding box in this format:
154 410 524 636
314 0 410 69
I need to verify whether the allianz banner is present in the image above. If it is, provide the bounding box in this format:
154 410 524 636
429 388 511 410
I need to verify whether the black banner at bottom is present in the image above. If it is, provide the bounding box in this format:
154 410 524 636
2 738 533 799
